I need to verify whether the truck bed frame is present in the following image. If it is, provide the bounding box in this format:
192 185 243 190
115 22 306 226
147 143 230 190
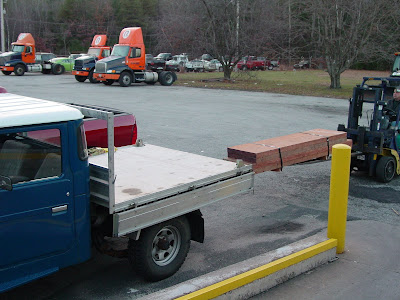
70 104 255 237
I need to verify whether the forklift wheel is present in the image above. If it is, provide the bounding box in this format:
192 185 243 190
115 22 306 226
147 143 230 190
376 156 396 183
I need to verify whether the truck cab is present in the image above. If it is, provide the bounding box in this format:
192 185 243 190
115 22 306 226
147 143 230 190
0 33 36 75
0 93 254 291
391 52 400 77
0 33 54 76
73 35 112 83
0 94 91 292
94 27 176 87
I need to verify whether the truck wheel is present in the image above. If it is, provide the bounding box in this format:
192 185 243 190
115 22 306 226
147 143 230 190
2 71 12 75
376 156 396 183
52 64 65 75
159 71 174 86
75 75 87 82
103 79 115 86
128 216 191 281
119 72 133 87
88 69 98 83
14 64 25 76
268 65 273 70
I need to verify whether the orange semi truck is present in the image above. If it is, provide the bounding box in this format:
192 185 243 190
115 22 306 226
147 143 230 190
72 35 112 83
93 27 176 87
0 33 54 76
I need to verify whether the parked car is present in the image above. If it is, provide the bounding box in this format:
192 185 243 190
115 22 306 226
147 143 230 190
204 59 223 72
145 54 165 71
293 59 310 69
185 59 205 72
201 54 213 61
155 53 173 62
237 56 268 70
270 60 280 68
35 52 57 64
49 54 85 75
166 54 189 72
34 52 57 74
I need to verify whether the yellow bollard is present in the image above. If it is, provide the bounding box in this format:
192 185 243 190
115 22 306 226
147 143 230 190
327 144 351 254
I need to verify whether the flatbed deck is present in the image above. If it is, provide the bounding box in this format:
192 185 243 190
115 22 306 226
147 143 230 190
88 144 254 236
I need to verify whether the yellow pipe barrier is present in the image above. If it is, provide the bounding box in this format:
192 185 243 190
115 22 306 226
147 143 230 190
327 144 351 254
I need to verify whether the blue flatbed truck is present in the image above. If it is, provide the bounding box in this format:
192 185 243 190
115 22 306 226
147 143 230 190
0 93 254 292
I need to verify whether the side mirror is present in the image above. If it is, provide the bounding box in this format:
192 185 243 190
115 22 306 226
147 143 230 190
0 175 13 191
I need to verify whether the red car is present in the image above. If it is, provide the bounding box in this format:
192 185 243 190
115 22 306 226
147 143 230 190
79 104 138 148
237 56 271 70
27 105 137 148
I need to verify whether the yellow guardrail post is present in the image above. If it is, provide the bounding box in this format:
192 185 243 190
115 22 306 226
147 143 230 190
327 144 351 254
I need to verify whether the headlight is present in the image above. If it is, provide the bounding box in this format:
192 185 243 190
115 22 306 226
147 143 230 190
107 70 117 73
5 63 10 66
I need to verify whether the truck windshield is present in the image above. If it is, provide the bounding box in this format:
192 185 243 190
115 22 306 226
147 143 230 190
393 56 400 72
111 45 130 57
11 45 25 53
88 48 101 56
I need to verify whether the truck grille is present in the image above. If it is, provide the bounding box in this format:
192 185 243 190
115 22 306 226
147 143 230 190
74 60 83 68
95 62 107 73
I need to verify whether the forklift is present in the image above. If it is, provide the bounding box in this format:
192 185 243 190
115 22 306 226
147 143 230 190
338 77 400 182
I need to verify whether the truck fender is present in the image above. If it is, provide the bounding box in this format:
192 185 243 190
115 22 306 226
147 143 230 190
122 69 135 82
13 61 27 71
186 210 204 243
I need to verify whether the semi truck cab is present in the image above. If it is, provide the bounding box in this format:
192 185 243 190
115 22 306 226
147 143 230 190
73 35 112 83
94 27 176 87
0 33 53 76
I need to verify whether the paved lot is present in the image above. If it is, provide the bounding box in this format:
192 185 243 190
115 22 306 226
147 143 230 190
1 73 399 300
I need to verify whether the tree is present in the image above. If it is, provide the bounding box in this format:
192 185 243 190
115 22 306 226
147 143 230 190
155 0 274 79
300 0 392 89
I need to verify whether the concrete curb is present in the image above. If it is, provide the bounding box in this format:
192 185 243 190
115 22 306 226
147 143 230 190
139 234 337 300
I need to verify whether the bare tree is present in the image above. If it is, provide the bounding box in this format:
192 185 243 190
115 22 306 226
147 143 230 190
301 0 392 89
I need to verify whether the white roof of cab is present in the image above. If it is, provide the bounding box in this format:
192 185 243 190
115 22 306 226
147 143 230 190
0 93 83 129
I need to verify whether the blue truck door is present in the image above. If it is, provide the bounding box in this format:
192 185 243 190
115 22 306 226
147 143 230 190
0 125 75 268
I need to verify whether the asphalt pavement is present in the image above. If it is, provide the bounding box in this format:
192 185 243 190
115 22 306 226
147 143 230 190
250 220 400 300
0 74 399 299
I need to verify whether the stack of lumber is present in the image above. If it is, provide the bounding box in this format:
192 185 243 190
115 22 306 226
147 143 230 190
227 129 352 173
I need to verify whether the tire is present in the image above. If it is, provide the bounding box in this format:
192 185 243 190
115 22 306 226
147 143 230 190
103 79 115 85
172 72 177 82
41 69 51 74
88 69 98 83
1 71 12 75
119 71 133 87
376 156 396 183
159 71 174 86
52 64 65 75
14 64 25 76
75 75 87 82
268 65 273 70
128 216 191 281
